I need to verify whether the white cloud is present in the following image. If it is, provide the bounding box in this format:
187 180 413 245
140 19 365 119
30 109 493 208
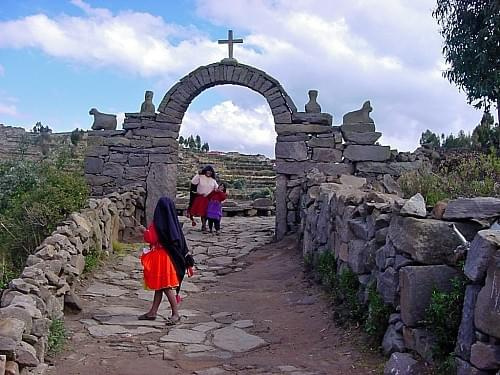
0 0 483 153
0 1 223 79
181 101 275 156
0 64 4 76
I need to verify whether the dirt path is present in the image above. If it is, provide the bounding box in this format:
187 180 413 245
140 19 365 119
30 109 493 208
47 217 384 375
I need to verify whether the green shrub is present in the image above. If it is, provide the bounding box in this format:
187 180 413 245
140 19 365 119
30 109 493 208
399 153 500 205
364 286 391 341
317 251 337 288
423 277 466 374
48 319 66 355
232 179 245 189
250 187 273 200
0 156 89 274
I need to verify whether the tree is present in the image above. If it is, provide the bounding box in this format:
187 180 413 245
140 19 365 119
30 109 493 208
195 135 202 151
187 135 196 149
201 142 210 152
32 121 51 134
420 129 441 148
179 135 185 146
472 111 495 150
433 0 500 120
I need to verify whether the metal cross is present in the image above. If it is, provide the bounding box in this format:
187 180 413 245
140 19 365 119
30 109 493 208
218 30 243 60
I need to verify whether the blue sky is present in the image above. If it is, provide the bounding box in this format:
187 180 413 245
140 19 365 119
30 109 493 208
0 0 486 156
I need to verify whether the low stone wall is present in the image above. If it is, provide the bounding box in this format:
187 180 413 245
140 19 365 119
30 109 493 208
0 188 145 374
300 172 500 374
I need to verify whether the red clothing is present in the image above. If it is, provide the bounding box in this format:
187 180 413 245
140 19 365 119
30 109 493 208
141 224 179 290
189 195 209 217
208 191 227 202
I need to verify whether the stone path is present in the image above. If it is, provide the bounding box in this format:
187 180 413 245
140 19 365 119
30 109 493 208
48 217 383 375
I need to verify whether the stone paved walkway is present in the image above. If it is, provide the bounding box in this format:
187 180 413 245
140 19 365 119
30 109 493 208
48 216 383 375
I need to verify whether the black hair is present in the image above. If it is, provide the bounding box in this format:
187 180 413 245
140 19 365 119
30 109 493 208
200 165 216 179
218 183 227 192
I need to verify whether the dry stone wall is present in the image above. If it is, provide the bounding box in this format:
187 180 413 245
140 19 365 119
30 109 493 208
0 188 145 374
300 172 500 374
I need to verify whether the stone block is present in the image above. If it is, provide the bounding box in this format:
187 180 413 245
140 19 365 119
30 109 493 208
383 352 418 375
377 266 399 306
84 157 104 174
123 166 148 180
275 161 311 175
311 148 342 162
355 161 422 177
443 197 500 220
464 230 500 282
307 137 335 148
342 130 381 144
341 123 375 133
275 124 332 135
292 112 332 125
128 154 148 166
455 357 491 375
348 218 374 240
388 216 466 264
456 285 482 361
277 134 309 142
400 193 427 218
102 163 124 178
474 256 500 338
275 141 308 161
400 265 461 326
85 146 109 157
343 145 391 162
382 324 405 355
402 326 437 363
470 342 500 370
315 162 354 177
146 163 177 224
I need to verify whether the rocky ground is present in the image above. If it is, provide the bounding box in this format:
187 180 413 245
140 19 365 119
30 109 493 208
46 216 384 375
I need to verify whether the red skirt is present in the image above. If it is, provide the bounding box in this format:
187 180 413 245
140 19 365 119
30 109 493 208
141 248 179 290
189 195 209 217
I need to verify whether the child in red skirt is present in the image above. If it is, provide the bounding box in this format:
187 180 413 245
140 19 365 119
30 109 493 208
139 197 192 325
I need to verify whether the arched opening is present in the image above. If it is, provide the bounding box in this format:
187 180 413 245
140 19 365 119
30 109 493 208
176 85 276 211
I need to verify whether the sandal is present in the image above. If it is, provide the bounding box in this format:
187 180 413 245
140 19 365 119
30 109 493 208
138 313 156 321
165 316 181 326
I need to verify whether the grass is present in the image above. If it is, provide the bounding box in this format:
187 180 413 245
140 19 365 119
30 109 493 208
83 248 102 273
48 319 66 356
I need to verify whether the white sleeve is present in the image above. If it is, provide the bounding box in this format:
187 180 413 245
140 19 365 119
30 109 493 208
191 174 200 184
213 179 219 189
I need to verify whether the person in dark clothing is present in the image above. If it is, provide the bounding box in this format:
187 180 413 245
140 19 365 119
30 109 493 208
138 197 191 324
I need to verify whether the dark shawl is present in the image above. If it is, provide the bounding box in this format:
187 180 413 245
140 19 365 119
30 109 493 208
153 197 189 291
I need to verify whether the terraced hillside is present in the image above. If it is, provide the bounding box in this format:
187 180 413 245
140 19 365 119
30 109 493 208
177 149 276 201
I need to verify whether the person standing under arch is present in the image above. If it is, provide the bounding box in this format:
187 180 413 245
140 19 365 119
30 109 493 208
189 165 218 232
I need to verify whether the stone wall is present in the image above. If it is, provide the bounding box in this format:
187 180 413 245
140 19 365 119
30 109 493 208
0 188 145 374
300 172 500 374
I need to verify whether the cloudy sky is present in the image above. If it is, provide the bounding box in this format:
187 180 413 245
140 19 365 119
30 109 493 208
0 0 484 157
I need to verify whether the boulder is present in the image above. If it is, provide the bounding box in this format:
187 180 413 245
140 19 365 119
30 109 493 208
456 285 482 361
344 145 391 162
400 193 426 218
382 325 405 355
342 131 381 145
400 265 461 327
384 352 419 375
443 197 500 220
470 342 500 370
474 256 500 338
464 230 500 282
275 141 308 161
388 216 467 264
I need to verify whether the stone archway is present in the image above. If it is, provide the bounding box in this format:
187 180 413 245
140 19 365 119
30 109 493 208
85 61 347 241
153 61 297 240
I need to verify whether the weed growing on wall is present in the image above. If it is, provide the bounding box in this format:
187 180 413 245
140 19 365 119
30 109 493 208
317 251 337 288
423 277 466 374
364 286 391 342
48 319 66 356
83 248 103 274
